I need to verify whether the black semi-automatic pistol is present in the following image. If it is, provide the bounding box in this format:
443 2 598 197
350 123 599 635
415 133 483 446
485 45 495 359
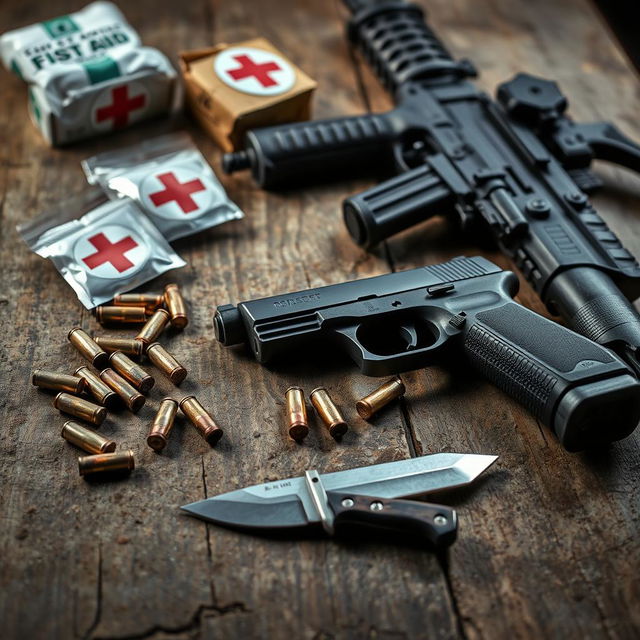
223 0 640 379
215 257 640 452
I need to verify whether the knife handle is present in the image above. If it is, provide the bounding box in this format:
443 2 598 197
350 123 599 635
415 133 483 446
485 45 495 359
327 492 458 548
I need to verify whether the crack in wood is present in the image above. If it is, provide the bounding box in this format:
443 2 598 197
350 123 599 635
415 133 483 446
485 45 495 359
82 544 103 640
91 601 251 640
437 551 469 640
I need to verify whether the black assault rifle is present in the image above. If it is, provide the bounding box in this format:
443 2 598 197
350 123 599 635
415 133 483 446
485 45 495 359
223 0 640 378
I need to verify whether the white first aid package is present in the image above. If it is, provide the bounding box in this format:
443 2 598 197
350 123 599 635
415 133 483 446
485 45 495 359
18 190 186 309
82 132 244 241
0 2 179 145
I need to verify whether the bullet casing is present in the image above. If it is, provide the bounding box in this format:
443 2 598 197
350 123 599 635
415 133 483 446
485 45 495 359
147 398 178 452
109 351 155 393
54 392 107 426
68 328 109 369
32 369 86 394
113 293 165 312
164 283 188 329
146 343 188 385
179 396 223 446
100 369 146 412
78 450 135 477
62 420 116 454
95 305 149 325
136 308 170 348
75 366 120 409
356 376 406 419
285 386 309 441
93 336 144 358
310 388 348 438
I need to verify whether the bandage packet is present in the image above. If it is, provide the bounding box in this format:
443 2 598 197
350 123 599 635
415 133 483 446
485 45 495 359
18 190 186 309
82 132 244 241
1 2 179 146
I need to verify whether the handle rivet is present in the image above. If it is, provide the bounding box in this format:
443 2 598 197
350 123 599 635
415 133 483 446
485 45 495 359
341 498 354 508
370 501 384 511
434 515 448 525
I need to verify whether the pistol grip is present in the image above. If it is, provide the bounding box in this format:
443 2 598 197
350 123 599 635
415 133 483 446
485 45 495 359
464 302 640 451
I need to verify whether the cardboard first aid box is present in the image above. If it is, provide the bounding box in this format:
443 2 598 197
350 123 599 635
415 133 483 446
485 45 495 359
180 38 316 152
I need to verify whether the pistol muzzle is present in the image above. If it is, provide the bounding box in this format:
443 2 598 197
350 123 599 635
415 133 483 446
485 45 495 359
214 305 246 346
222 150 251 174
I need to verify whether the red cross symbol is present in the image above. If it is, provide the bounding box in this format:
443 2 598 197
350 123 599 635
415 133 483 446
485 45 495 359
227 54 282 88
95 85 146 128
82 232 139 273
148 172 206 213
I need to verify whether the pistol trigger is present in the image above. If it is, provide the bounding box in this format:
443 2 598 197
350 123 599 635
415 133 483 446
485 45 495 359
399 322 419 351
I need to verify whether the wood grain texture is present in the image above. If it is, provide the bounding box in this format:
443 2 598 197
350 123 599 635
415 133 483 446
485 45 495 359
0 0 638 639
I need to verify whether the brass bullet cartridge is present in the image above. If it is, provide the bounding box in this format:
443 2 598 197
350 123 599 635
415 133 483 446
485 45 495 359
164 283 188 329
74 366 119 409
32 369 86 395
310 388 348 438
285 386 309 441
113 293 165 312
356 376 406 420
136 308 170 348
68 328 109 370
179 396 223 446
78 450 135 477
95 305 149 325
61 420 116 454
100 369 145 413
93 336 144 358
54 392 107 426
146 343 188 385
109 352 155 394
147 398 179 452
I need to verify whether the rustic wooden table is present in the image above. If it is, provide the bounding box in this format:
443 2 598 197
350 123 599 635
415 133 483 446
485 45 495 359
1 1 639 638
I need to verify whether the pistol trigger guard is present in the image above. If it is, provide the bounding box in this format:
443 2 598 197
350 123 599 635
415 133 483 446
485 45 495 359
331 325 377 370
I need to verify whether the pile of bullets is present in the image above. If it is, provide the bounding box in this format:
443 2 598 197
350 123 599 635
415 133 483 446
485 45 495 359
31 283 223 479
284 376 406 442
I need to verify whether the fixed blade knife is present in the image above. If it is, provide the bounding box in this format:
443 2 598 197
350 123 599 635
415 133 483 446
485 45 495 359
182 453 497 548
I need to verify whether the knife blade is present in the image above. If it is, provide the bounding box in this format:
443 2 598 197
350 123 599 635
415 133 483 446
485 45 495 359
181 453 497 531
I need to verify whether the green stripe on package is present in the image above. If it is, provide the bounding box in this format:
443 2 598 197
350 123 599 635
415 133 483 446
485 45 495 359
84 57 120 84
